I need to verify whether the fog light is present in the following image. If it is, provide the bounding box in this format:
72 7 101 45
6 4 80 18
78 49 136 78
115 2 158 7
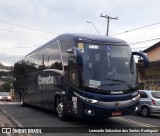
134 106 139 112
84 109 95 116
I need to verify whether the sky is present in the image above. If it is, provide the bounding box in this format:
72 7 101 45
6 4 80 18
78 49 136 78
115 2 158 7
0 0 160 66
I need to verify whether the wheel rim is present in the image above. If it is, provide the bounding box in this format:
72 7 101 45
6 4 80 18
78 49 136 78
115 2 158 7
57 101 64 118
142 108 148 116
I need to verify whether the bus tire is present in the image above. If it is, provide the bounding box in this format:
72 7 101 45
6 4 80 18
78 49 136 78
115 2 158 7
56 97 66 121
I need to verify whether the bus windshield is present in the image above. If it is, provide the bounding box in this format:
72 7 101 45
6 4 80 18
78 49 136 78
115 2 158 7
81 43 136 90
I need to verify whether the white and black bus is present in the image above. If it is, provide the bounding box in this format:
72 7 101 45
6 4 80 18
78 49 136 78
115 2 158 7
14 33 149 120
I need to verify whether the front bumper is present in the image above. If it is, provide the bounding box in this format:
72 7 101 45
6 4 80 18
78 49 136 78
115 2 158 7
0 97 11 102
150 106 160 114
79 100 139 119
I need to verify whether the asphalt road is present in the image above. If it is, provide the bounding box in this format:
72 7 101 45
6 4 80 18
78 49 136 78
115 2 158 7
0 102 160 136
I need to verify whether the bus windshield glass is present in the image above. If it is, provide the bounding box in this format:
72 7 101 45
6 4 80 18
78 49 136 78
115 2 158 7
81 43 136 90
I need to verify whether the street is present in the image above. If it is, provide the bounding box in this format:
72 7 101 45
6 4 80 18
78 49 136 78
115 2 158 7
0 102 160 136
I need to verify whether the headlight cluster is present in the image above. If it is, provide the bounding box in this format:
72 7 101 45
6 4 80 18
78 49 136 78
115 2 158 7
131 91 140 102
131 94 140 102
0 96 11 100
8 96 11 99
74 92 99 104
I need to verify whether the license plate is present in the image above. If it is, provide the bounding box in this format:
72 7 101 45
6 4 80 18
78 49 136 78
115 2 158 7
112 111 121 116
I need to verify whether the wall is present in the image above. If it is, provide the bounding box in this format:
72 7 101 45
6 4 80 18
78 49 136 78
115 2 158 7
147 46 160 61
138 63 160 91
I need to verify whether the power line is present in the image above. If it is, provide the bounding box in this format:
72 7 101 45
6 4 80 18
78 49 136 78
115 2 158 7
127 32 160 43
129 37 160 45
0 20 58 35
108 0 148 15
0 56 23 58
110 0 158 20
131 45 151 50
110 0 152 17
0 46 39 49
111 21 160 36
0 28 51 40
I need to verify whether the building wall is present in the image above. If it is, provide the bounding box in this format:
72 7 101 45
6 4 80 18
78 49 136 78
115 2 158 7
147 46 160 61
138 44 160 91
145 65 160 90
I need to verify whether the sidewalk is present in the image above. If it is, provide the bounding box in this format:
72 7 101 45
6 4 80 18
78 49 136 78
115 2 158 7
0 109 31 136
0 110 16 127
0 110 16 136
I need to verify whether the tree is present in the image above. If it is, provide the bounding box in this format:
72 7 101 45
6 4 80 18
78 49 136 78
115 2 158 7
0 82 11 92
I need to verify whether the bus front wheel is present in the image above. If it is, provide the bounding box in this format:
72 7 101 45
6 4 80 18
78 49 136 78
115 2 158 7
56 97 66 120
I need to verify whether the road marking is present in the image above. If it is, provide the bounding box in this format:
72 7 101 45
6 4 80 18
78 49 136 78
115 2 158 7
114 116 158 127
0 102 21 105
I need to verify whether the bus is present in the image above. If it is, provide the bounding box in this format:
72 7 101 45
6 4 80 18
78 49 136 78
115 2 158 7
13 33 149 120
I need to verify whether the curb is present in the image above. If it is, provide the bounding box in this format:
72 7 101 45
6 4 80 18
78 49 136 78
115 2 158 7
0 109 32 136
1 109 23 127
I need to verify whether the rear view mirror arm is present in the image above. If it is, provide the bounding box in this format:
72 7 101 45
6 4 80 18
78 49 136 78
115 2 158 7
132 51 149 68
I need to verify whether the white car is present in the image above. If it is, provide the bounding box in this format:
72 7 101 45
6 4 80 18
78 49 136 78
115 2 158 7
0 92 11 102
139 90 160 117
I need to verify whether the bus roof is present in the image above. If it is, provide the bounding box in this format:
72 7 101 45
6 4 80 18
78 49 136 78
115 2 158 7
57 33 127 44
25 33 128 57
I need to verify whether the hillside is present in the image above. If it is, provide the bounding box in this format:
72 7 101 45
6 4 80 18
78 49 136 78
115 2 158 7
0 63 13 71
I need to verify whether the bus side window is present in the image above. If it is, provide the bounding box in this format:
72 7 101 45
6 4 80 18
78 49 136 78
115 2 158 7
47 41 63 71
59 38 75 70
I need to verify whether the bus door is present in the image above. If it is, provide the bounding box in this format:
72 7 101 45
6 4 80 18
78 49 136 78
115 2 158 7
67 56 81 114
68 56 80 87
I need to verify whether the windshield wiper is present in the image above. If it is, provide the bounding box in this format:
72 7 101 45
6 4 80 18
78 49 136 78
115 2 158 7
111 79 133 90
97 82 120 90
97 79 133 90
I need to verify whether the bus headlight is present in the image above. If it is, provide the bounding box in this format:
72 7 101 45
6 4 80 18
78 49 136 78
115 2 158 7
74 92 99 104
0 96 2 99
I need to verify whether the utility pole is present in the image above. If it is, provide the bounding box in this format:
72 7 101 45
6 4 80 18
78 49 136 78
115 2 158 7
100 14 118 36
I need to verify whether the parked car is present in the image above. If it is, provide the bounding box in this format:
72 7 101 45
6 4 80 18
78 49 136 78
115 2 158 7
0 92 11 102
139 90 160 117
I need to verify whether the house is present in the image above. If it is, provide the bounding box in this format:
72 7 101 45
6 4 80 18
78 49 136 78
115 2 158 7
0 63 13 87
137 42 160 90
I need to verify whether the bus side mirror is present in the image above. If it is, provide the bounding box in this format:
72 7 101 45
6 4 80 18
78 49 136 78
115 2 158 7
132 52 149 68
66 47 83 67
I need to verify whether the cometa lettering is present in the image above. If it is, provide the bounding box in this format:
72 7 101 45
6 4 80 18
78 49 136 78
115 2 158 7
38 75 54 85
111 91 123 94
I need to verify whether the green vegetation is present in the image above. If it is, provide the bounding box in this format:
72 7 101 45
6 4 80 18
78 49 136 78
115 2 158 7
0 63 13 92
